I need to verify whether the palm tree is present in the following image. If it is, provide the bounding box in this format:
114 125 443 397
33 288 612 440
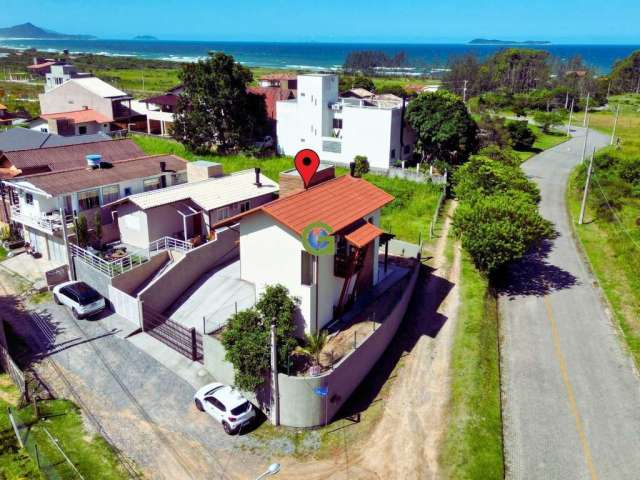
304 330 328 366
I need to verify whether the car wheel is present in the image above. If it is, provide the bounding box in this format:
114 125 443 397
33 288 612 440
195 399 204 412
53 294 62 305
71 307 80 319
222 421 235 435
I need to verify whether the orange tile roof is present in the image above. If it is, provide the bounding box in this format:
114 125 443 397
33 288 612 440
41 109 111 124
344 222 384 248
260 73 297 81
27 61 58 70
262 175 394 234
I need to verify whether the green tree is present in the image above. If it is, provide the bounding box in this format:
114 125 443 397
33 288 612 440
406 91 479 167
533 111 564 134
507 120 536 150
94 211 103 248
173 52 267 153
609 50 640 94
484 49 550 93
351 75 375 92
221 284 299 391
453 192 553 274
74 214 89 248
353 155 370 177
477 114 512 149
303 331 328 366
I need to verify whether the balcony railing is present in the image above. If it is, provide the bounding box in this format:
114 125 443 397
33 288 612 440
148 236 194 255
69 243 150 278
10 205 66 234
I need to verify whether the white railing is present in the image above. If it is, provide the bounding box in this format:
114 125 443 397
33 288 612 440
69 243 149 278
10 205 63 233
148 236 194 255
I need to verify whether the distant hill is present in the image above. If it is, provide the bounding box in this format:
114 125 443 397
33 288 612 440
133 35 158 40
469 38 551 45
0 22 96 40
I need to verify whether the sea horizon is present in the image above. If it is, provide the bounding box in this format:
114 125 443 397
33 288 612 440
1 37 638 73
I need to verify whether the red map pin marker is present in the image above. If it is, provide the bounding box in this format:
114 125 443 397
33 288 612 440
294 149 320 189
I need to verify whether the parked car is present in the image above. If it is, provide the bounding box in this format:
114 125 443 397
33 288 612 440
194 383 256 434
254 135 274 149
53 281 106 319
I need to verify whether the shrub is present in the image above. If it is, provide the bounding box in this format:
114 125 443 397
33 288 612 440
75 215 89 248
507 120 536 150
477 114 512 149
221 284 299 392
353 155 370 177
453 193 553 273
533 111 564 133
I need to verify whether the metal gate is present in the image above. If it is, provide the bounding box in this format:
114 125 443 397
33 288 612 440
142 305 203 363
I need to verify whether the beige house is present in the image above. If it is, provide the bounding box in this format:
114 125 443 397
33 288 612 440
112 162 278 249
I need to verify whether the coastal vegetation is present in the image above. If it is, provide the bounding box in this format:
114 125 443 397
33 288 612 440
568 96 640 367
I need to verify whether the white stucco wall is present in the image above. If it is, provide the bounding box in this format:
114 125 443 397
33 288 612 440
38 81 115 119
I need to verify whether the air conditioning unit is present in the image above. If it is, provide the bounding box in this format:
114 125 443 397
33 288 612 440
330 102 342 111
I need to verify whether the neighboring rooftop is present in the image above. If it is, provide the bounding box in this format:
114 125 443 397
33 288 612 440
119 169 278 211
47 77 130 99
142 94 179 107
259 73 297 81
248 87 295 118
0 128 111 154
8 154 187 196
0 139 144 176
27 60 59 70
41 109 112 124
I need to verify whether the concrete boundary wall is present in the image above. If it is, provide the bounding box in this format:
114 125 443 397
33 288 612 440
202 258 420 428
111 252 170 296
139 228 239 313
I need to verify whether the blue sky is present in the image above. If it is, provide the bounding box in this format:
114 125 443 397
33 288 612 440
2 0 639 43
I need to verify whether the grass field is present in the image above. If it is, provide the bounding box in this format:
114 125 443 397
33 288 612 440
440 251 503 480
133 135 442 245
514 125 568 162
567 94 640 368
0 374 133 479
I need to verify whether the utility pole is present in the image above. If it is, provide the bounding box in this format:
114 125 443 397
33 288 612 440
610 104 620 145
141 70 145 93
270 321 280 426
462 80 468 103
578 147 596 225
567 98 575 136
580 115 590 164
583 92 590 127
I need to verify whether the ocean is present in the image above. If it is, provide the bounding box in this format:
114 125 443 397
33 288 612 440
1 38 638 73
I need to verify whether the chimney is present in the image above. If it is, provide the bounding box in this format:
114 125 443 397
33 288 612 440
349 162 356 177
254 167 262 187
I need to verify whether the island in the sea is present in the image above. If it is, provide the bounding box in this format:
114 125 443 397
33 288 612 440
133 35 158 40
469 38 551 45
0 22 96 40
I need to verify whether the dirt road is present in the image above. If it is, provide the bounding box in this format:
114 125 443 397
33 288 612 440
279 202 461 479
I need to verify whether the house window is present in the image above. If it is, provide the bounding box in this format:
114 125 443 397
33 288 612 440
216 207 230 221
301 251 314 286
123 187 132 196
332 118 343 129
78 125 87 135
390 149 396 159
240 201 251 213
77 189 100 211
40 127 48 133
102 185 120 204
25 193 33 205
143 177 162 192
403 145 411 154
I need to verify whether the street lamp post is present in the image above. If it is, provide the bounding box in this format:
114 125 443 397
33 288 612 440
255 463 281 480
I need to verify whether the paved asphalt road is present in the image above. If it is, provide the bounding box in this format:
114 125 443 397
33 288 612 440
500 127 640 480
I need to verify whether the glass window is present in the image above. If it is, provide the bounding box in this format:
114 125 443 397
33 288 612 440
78 125 87 135
101 185 120 204
143 177 162 192
124 187 132 196
216 207 230 221
240 201 251 213
333 118 343 129
390 149 396 159
301 251 314 286
77 189 100 211
25 193 33 205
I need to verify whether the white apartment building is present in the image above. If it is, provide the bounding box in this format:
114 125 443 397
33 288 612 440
276 74 416 171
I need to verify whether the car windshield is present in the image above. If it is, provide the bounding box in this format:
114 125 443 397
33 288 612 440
71 283 102 305
230 401 250 416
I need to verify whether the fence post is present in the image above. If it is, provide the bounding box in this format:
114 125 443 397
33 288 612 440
8 408 23 448
190 327 197 361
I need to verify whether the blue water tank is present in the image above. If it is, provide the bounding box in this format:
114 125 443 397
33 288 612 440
86 154 102 168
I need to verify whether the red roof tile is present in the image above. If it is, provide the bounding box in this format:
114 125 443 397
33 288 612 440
259 73 297 81
344 221 384 248
248 87 295 119
27 61 58 70
256 175 393 234
41 109 112 124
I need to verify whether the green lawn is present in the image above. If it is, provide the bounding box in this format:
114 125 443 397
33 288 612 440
440 251 503 480
514 125 568 162
0 374 135 479
133 135 442 245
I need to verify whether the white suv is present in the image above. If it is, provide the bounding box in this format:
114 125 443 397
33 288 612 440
53 281 106 319
194 383 256 434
